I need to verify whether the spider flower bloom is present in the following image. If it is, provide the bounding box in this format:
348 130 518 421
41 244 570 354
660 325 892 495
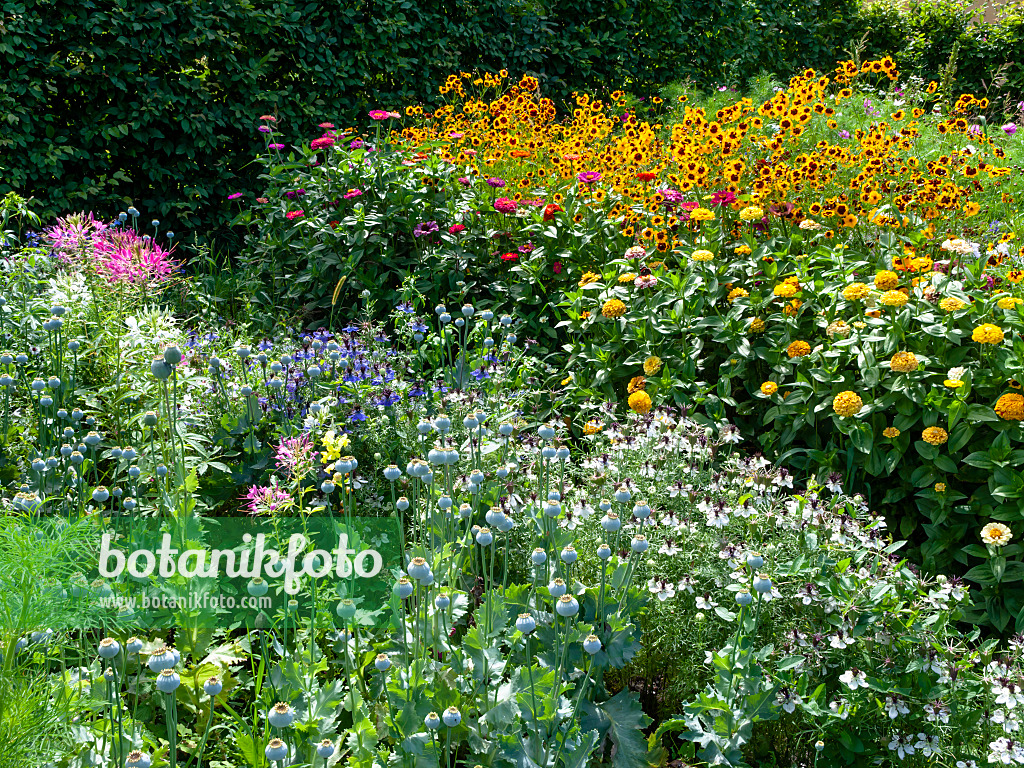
243 483 292 516
45 211 109 262
982 522 1012 546
275 433 315 478
94 229 179 285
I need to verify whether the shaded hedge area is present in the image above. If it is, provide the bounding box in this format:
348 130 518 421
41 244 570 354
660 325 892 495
0 0 1020 236
0 0 858 234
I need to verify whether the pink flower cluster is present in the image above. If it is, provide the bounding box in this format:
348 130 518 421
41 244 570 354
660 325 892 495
45 213 178 286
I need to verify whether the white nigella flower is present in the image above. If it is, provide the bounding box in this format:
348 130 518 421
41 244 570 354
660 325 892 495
956 760 979 768
914 733 940 758
677 576 695 594
888 733 915 760
695 594 717 610
885 695 910 719
829 700 850 720
830 630 852 650
839 668 868 690
658 540 681 556
775 688 800 714
925 701 950 724
706 507 730 528
647 579 676 601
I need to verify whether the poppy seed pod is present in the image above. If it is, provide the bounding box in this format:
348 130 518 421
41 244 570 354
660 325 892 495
556 594 579 617
204 676 223 696
268 702 295 728
515 613 537 633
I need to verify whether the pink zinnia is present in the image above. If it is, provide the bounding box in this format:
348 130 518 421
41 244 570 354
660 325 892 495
368 110 389 121
449 224 466 234
227 192 243 200
319 122 335 128
286 210 304 220
577 171 602 184
494 197 517 214
343 188 363 199
311 136 336 150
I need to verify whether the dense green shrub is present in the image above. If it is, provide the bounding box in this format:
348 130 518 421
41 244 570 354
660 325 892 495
0 0 860 236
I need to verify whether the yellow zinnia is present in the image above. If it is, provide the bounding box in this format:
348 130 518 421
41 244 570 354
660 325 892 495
832 391 863 417
760 381 778 396
601 299 627 318
643 356 663 375
842 283 870 301
922 426 948 445
995 393 1024 420
786 340 811 358
628 390 652 414
972 324 1004 344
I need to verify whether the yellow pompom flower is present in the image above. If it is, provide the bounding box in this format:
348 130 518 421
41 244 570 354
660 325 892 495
997 296 1023 310
739 206 764 221
690 208 715 222
783 299 802 317
842 283 870 301
883 427 900 438
832 390 863 417
727 287 749 303
643 356 663 375
748 317 766 334
935 482 946 493
826 320 851 339
922 426 948 445
691 249 714 262
995 393 1024 420
627 376 647 394
981 522 1013 546
773 282 798 298
578 271 601 287
944 379 965 389
735 244 753 256
972 323 1004 344
618 273 637 283
874 270 899 290
939 297 966 312
786 340 811 358
628 390 652 414
879 290 909 307
601 298 627 318
890 351 918 373
760 381 778 396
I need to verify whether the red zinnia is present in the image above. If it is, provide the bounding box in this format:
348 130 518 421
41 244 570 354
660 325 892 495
636 172 657 182
259 114 277 122
553 261 563 274
449 224 466 234
501 252 519 262
543 204 563 221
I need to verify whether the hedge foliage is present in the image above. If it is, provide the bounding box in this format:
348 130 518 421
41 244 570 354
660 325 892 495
0 0 859 234
1 0 1022 237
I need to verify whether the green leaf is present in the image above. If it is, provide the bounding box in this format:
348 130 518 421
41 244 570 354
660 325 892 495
580 689 652 768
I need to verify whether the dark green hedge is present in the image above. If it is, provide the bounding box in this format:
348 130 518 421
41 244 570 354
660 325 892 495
0 0 860 236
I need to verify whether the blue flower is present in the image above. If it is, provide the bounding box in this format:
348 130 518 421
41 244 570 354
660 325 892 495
257 339 273 351
350 408 367 422
471 367 489 381
396 302 415 314
343 324 360 333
